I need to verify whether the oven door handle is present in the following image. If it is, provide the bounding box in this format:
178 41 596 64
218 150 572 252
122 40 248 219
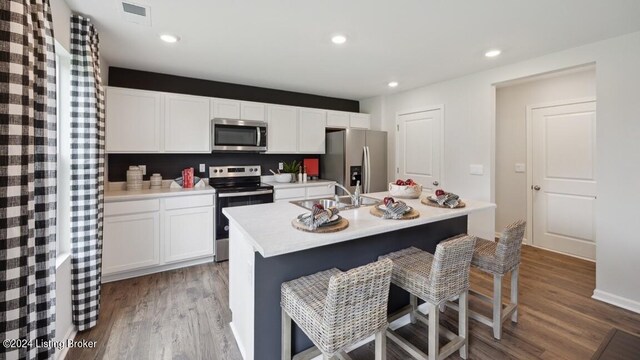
218 189 273 198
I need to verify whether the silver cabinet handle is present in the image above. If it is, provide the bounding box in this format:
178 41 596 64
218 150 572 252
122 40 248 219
433 181 439 186
533 185 541 191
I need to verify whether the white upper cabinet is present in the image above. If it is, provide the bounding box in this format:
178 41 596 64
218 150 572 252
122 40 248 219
164 93 211 153
266 105 298 153
350 113 371 129
106 87 162 152
105 86 370 154
241 101 266 121
298 108 326 154
327 111 350 129
212 98 241 119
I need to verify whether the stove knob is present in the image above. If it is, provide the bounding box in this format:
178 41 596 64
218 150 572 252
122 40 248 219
220 169 224 173
213 169 218 173
254 168 259 173
249 168 254 172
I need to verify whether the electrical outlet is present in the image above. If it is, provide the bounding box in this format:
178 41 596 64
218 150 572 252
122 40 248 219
515 163 526 173
469 164 484 175
199 163 205 173
138 165 146 176
278 162 283 171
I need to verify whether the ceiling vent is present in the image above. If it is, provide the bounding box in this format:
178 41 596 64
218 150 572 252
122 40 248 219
119 1 151 26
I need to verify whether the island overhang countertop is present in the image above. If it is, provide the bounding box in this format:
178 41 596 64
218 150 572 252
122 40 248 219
222 191 496 258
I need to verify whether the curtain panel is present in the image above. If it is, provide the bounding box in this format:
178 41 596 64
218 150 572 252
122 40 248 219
0 0 58 359
69 15 105 331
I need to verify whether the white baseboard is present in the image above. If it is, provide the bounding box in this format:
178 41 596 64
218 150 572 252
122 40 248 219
55 326 77 360
592 289 640 314
102 256 214 283
229 322 247 360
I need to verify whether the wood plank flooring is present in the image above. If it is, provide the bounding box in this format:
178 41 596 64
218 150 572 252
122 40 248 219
66 245 640 360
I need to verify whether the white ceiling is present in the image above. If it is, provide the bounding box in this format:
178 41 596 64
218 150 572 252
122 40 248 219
64 0 640 100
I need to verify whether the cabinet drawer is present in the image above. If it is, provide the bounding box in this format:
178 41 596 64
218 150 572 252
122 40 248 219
105 199 160 216
164 194 214 210
274 187 306 200
306 185 335 199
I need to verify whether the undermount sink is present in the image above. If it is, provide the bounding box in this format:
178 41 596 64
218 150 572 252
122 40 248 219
290 198 344 211
291 195 380 211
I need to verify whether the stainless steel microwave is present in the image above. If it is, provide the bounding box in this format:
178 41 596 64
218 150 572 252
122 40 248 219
210 118 268 152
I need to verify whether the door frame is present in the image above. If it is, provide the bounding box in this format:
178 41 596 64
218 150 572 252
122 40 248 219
525 96 596 248
395 104 445 188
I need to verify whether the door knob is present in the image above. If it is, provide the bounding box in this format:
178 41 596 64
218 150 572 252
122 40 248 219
533 185 541 191
433 181 439 186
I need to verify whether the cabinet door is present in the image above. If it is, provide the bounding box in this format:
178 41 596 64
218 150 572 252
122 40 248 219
327 111 350 128
350 113 371 129
103 212 161 275
164 94 211 152
164 206 214 263
241 101 266 121
299 108 326 154
266 105 298 153
106 87 162 152
212 98 241 119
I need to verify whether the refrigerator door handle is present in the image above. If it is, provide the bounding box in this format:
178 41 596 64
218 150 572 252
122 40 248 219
367 146 372 193
364 146 371 193
361 146 367 193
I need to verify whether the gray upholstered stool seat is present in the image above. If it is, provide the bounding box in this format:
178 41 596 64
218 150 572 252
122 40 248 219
445 220 526 340
281 259 393 360
379 235 477 360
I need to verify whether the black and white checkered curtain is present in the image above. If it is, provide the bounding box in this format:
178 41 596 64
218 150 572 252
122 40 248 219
0 0 58 359
69 15 105 331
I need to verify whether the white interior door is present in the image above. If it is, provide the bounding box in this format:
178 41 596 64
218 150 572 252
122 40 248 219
396 108 443 191
531 100 596 259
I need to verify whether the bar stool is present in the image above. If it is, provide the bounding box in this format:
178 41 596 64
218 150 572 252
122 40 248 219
379 235 477 360
446 220 526 340
281 258 393 360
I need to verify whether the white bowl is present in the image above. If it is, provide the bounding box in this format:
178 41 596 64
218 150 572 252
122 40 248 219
274 173 293 183
388 182 422 198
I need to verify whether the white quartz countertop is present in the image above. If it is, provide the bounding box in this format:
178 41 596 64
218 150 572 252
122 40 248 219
223 191 496 258
262 178 336 189
105 185 216 202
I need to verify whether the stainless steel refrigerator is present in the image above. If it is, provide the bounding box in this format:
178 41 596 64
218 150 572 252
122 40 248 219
321 129 388 194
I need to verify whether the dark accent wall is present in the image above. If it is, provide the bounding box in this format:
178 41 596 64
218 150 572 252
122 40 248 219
108 67 359 112
108 153 318 182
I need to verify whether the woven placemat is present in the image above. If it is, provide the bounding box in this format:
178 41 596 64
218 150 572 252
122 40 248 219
370 206 420 220
291 217 349 233
421 197 466 209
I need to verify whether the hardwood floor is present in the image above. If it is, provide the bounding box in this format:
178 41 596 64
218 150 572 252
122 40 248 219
66 245 640 360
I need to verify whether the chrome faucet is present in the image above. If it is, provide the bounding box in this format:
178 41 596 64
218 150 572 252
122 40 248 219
332 182 362 207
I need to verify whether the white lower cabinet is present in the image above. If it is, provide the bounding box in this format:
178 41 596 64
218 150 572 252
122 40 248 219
103 194 214 281
274 183 336 202
103 211 161 275
164 206 214 263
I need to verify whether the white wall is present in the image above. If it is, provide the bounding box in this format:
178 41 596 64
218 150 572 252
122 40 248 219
495 68 596 233
360 31 640 312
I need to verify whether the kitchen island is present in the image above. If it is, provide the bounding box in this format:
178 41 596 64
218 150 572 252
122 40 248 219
223 192 495 360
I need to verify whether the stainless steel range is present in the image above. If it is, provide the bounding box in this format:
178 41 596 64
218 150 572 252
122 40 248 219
210 165 274 262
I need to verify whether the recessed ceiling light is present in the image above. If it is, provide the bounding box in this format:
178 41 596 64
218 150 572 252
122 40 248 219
160 34 180 43
388 81 399 88
485 49 501 58
331 35 347 45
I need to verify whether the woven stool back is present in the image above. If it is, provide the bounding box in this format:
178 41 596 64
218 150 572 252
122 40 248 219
322 258 393 352
428 235 477 304
496 220 526 272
